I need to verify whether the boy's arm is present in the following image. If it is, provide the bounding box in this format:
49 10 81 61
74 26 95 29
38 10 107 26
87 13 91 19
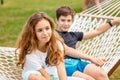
64 44 105 66
64 43 92 60
83 17 120 40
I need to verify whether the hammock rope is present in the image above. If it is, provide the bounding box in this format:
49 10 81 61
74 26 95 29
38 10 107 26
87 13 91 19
82 0 120 17
0 47 22 80
69 0 120 76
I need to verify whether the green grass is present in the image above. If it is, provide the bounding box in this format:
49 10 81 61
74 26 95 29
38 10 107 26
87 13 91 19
0 0 83 47
0 0 119 80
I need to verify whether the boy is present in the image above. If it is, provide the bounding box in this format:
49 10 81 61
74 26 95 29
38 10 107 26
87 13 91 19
56 6 120 80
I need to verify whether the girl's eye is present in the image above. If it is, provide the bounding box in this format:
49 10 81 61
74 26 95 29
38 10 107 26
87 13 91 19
37 29 42 32
46 27 50 30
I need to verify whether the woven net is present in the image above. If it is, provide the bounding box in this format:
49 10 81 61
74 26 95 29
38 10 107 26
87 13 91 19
0 47 22 80
69 0 120 76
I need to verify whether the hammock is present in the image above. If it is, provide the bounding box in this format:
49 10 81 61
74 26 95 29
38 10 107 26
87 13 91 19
88 0 105 9
0 47 22 80
69 0 120 76
0 0 119 80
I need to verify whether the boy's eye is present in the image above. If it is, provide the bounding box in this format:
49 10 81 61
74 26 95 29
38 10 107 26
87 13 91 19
68 20 71 22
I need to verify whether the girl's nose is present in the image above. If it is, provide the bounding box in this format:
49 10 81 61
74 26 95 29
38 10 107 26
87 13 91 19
43 30 47 34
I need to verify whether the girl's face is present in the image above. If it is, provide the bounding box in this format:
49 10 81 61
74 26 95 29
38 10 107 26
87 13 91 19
35 19 52 45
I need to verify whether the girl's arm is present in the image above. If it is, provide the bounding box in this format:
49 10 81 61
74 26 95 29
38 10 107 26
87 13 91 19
39 68 53 80
57 42 67 80
56 61 67 80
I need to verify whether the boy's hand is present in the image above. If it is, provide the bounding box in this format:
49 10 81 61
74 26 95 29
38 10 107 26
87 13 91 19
113 17 120 24
90 57 107 66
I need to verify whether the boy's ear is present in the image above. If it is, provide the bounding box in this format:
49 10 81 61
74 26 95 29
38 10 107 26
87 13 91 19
55 18 58 24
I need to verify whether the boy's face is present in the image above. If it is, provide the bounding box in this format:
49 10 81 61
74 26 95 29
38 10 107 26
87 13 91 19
56 15 73 32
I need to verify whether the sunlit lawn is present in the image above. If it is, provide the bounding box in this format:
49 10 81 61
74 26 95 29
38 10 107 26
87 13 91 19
0 0 119 80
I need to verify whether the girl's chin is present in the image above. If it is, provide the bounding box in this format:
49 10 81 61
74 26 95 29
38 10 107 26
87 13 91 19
42 39 50 43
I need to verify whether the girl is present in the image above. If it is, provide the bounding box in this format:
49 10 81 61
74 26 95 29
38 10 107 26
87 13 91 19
16 12 83 80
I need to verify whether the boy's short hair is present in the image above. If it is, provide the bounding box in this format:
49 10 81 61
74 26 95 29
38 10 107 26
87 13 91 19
56 6 75 20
